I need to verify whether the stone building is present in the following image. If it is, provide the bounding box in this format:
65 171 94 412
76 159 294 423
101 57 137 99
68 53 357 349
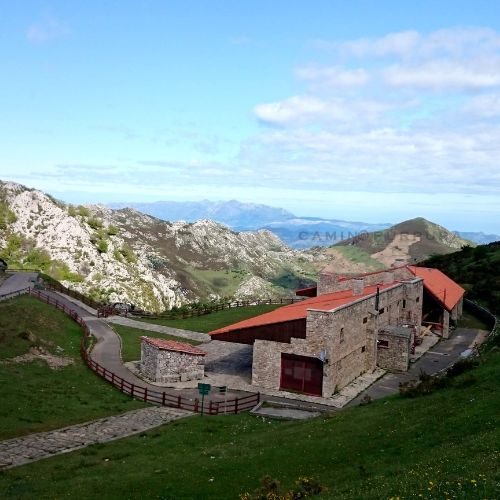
140 337 206 383
210 265 464 398
315 265 464 339
377 325 414 372
0 258 7 273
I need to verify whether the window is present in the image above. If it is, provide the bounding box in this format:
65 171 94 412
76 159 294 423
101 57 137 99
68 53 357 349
363 317 368 324
416 296 420 303
361 346 366 352
402 299 406 309
379 307 385 314
340 328 345 343
378 339 389 348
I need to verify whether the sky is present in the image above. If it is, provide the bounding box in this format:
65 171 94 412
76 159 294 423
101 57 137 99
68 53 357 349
1 0 500 232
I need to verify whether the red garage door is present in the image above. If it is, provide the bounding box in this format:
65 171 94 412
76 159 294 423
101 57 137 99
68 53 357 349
280 354 323 396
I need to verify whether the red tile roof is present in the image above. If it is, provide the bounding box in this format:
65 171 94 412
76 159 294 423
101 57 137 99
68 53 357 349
210 283 397 336
407 266 465 311
141 337 206 356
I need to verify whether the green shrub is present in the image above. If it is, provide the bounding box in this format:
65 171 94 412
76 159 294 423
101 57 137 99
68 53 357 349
107 225 119 236
240 475 324 500
67 205 77 217
87 217 103 230
77 206 90 217
0 202 17 229
120 245 136 264
97 239 108 254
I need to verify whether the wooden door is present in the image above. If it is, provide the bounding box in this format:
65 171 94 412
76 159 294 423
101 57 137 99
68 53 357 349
280 353 323 396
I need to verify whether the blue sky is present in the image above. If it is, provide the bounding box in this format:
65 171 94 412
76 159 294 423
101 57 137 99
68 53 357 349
1 1 500 232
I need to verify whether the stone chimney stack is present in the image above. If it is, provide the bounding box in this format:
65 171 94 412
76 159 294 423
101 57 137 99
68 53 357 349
352 279 365 296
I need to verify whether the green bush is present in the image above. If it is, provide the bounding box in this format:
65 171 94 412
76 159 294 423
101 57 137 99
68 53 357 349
77 206 90 217
97 239 108 254
87 217 103 230
120 245 136 264
107 225 119 236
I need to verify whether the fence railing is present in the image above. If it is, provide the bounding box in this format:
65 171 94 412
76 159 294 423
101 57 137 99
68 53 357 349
43 281 104 311
26 288 260 415
103 297 305 320
0 287 31 302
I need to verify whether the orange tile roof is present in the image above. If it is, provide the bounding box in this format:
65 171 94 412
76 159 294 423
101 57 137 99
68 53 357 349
210 283 397 336
141 337 206 356
407 266 465 311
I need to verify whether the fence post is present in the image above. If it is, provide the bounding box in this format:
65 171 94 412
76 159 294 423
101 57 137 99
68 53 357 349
177 395 181 408
234 398 239 414
194 398 199 413
209 400 213 415
162 392 166 406
131 384 135 397
144 387 148 402
111 373 115 385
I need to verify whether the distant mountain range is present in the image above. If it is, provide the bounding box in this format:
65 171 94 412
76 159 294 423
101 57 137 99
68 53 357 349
109 200 500 248
108 200 294 230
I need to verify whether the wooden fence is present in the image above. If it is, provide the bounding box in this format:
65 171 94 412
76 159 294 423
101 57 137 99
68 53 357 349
99 296 305 319
23 288 260 415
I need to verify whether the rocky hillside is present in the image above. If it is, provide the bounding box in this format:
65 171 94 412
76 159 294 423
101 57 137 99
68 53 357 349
334 217 473 267
0 181 316 312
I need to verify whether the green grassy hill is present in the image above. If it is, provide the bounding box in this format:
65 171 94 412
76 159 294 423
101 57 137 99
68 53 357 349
336 217 472 264
423 241 500 314
1 336 499 498
0 296 144 439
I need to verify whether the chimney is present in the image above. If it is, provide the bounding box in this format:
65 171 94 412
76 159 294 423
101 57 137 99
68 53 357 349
383 271 394 284
352 279 364 296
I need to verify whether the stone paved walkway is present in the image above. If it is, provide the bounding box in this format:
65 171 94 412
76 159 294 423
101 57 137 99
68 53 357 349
106 315 211 343
0 407 193 470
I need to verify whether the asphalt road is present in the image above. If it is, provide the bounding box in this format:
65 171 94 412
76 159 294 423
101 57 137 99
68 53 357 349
0 271 38 295
348 327 480 406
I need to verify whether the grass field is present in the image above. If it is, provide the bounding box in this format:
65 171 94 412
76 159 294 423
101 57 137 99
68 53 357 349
457 310 490 330
137 304 282 333
112 324 202 362
334 245 385 270
0 296 145 439
1 341 498 498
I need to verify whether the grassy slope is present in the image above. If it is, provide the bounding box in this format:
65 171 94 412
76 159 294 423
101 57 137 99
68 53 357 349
1 348 498 499
112 324 202 362
136 304 282 333
0 296 145 439
423 242 500 314
334 246 385 270
335 218 471 263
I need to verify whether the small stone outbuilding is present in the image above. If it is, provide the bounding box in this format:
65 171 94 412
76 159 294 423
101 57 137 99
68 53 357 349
140 337 206 384
0 258 7 273
377 325 414 372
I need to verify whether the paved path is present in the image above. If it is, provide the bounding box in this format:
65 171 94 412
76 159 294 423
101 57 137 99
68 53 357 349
0 407 192 470
348 327 481 406
0 271 38 297
106 315 210 342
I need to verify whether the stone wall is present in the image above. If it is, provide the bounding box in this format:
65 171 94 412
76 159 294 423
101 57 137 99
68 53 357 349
140 342 205 383
318 267 415 295
252 278 424 397
376 326 413 372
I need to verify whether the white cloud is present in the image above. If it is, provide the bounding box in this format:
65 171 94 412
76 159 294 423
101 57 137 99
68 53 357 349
462 93 500 117
319 27 500 60
384 59 500 90
253 95 388 127
26 16 70 44
339 30 421 58
295 65 369 88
